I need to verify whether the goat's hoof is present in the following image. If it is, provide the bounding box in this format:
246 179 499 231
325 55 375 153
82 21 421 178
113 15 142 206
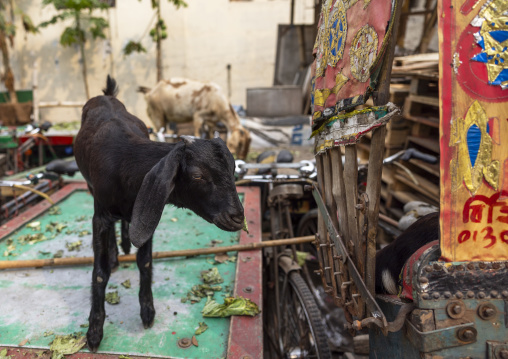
86 330 102 353
143 319 155 329
110 264 119 273
141 307 155 329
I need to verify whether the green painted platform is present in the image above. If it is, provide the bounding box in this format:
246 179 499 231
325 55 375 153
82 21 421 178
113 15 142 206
0 184 262 359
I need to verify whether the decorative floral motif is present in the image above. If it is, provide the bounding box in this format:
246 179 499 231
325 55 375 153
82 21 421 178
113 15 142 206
315 0 348 78
350 25 378 82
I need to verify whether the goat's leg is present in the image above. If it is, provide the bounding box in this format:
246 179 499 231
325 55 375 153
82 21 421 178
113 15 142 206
137 237 155 328
108 223 119 272
193 110 211 138
120 220 131 255
87 214 114 352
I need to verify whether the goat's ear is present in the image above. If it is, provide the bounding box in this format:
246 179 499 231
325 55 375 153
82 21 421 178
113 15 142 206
129 146 183 248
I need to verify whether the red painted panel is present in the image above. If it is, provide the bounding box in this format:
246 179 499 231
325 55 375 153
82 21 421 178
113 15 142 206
227 186 263 359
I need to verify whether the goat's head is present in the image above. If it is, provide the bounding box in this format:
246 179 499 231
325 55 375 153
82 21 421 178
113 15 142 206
129 136 244 248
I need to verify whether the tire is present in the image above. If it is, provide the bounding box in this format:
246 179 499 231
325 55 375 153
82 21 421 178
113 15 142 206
277 270 332 359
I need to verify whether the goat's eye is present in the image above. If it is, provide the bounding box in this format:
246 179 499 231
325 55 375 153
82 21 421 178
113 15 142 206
192 174 203 180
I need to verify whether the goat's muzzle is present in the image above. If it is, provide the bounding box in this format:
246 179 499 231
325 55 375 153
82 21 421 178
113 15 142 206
213 211 245 232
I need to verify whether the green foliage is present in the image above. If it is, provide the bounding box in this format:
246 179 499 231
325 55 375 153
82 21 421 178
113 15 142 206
21 13 38 33
0 2 38 40
60 26 85 46
123 0 187 57
123 40 147 56
39 0 109 47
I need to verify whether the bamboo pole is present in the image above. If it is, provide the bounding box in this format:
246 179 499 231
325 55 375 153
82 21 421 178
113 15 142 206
0 235 314 270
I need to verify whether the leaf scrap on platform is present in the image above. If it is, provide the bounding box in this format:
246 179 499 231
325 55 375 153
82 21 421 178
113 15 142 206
105 291 120 305
201 296 260 317
49 332 86 359
195 322 208 335
201 267 224 285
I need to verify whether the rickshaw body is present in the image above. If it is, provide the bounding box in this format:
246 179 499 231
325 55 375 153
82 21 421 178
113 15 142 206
311 0 508 358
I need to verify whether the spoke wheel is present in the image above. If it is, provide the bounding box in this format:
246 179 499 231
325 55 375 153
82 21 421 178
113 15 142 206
296 208 318 238
275 270 332 359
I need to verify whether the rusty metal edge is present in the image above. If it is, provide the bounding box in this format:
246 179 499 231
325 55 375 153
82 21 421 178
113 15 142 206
312 184 389 328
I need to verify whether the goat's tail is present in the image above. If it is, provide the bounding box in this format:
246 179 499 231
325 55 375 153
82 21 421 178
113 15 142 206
137 86 151 94
103 75 119 97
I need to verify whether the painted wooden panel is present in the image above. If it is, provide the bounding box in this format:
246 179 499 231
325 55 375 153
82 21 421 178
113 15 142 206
311 0 399 153
439 0 508 261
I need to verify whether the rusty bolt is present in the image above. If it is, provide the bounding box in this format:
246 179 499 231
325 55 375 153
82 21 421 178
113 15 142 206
444 291 452 299
421 293 430 300
491 290 499 298
456 265 464 271
425 265 433 272
243 286 253 293
478 262 486 269
457 328 477 342
478 303 497 320
178 338 192 348
478 291 486 299
419 277 429 284
498 349 508 359
484 308 495 317
455 291 464 299
433 263 442 271
492 262 501 270
447 301 465 319
502 290 508 298
432 292 440 299
467 291 475 298
467 263 475 270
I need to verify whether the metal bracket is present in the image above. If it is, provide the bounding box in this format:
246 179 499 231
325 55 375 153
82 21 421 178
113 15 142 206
405 319 476 352
312 184 388 328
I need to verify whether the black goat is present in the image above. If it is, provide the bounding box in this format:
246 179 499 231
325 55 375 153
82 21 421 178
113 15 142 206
375 212 439 295
74 76 244 352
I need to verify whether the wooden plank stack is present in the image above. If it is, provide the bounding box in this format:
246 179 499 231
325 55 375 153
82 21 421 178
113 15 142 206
360 53 440 220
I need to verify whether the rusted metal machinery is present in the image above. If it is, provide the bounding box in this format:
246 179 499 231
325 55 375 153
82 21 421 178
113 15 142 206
311 0 508 358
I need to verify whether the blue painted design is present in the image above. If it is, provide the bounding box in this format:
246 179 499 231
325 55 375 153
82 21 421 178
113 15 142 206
491 68 508 85
467 123 491 167
467 124 481 167
472 52 488 62
490 30 508 43
329 19 338 56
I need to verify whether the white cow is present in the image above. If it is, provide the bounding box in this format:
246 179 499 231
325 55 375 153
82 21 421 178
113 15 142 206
139 78 251 160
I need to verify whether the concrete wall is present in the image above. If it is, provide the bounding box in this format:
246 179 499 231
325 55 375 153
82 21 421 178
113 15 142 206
5 0 315 126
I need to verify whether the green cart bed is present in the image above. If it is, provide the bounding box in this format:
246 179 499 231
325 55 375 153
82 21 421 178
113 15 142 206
0 183 262 359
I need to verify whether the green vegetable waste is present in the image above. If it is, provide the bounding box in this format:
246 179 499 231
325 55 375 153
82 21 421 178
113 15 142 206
0 349 11 359
201 267 224 285
181 284 222 304
201 296 260 317
242 217 249 233
49 332 86 359
195 321 208 335
105 291 120 304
